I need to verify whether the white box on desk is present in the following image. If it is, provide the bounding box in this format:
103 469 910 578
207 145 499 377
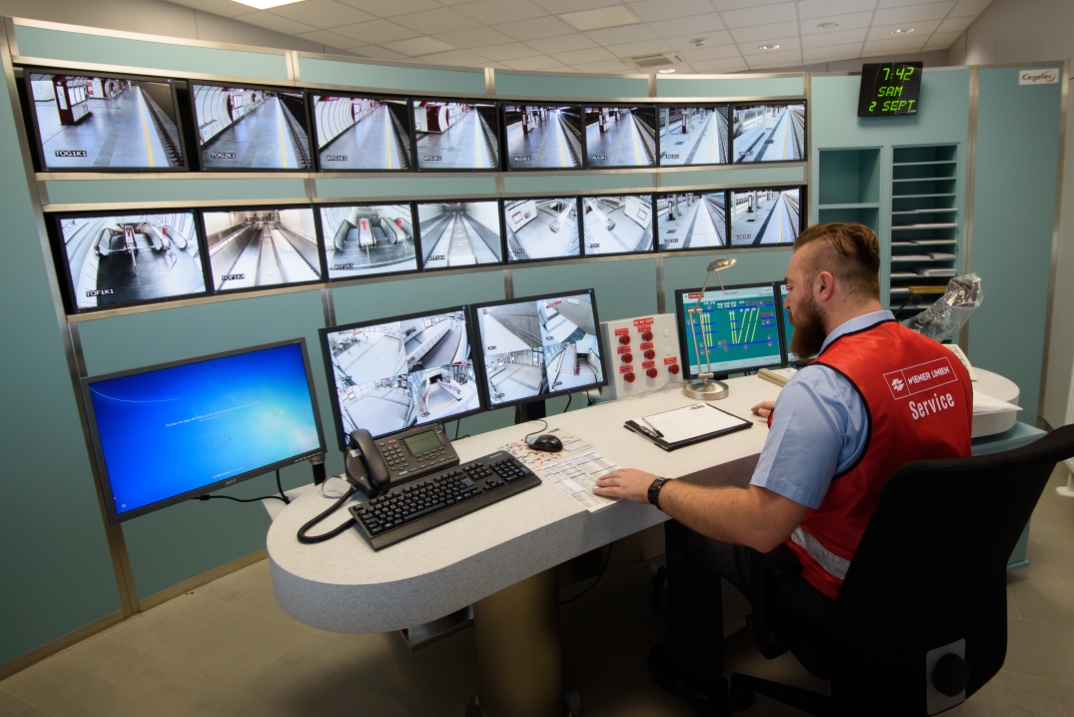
599 314 683 400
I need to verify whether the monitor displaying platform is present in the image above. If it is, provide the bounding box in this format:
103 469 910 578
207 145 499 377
82 339 325 523
584 106 657 167
504 197 580 262
730 187 802 246
320 308 482 447
416 201 503 269
581 195 653 255
732 103 806 163
413 100 500 170
320 204 418 280
55 211 206 312
311 92 412 171
26 69 186 171
658 105 730 166
203 206 321 292
675 283 784 377
474 290 605 408
503 104 584 170
192 83 311 170
656 192 728 251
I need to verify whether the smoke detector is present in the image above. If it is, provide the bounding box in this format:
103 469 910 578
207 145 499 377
623 52 684 71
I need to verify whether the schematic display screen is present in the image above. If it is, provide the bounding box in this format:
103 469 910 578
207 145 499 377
680 285 783 375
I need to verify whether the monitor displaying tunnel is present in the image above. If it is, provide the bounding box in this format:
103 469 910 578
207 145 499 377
504 197 580 263
320 203 418 280
311 92 412 171
731 103 806 163
413 100 500 170
54 211 207 312
503 104 583 170
656 191 728 251
192 82 312 170
416 201 503 269
730 186 802 246
584 106 657 168
581 194 653 256
202 206 321 292
26 69 186 171
658 105 730 167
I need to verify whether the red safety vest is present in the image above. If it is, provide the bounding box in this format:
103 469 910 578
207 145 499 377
769 319 973 599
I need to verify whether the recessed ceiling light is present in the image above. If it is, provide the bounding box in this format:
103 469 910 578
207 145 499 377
891 28 914 35
658 68 676 73
231 0 305 8
817 22 839 29
759 44 780 50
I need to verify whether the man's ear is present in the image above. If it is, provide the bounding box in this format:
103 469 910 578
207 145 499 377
815 270 836 302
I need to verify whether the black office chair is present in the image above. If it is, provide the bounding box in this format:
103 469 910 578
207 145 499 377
729 424 1074 717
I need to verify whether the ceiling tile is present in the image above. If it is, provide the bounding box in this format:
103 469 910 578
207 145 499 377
799 11 874 34
560 6 643 31
335 0 442 16
948 0 992 17
454 0 549 25
729 20 799 42
937 15 975 33
333 19 422 43
532 0 620 11
648 13 726 38
663 31 735 49
690 57 749 72
861 37 927 55
740 35 801 54
877 0 947 6
392 8 483 34
678 43 743 60
437 0 474 5
232 11 318 35
866 20 941 40
381 36 458 55
495 15 577 40
502 55 566 70
472 43 545 60
746 49 802 68
584 24 658 45
432 27 516 48
713 0 786 10
297 29 362 47
574 59 634 73
923 30 962 48
352 45 409 59
874 2 955 25
720 2 797 28
606 38 674 58
269 0 375 28
553 47 617 64
801 26 867 46
802 41 863 61
797 0 877 20
167 0 250 18
628 0 716 23
524 33 598 52
420 49 489 65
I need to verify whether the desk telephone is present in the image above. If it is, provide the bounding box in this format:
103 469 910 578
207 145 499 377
345 423 460 497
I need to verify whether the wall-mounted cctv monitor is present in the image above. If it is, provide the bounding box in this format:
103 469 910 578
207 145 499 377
413 99 500 170
503 104 584 170
731 102 806 163
192 82 311 171
82 339 325 523
729 186 803 246
658 105 730 167
25 68 187 171
416 200 503 269
674 282 784 378
310 91 413 171
319 307 482 449
201 205 321 293
655 191 728 252
584 106 657 168
504 197 580 263
581 194 654 256
319 203 418 280
472 289 606 409
52 210 207 313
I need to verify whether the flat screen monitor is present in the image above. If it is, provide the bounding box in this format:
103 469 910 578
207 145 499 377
311 92 413 171
730 186 802 246
319 307 482 448
319 203 418 280
732 102 806 163
192 82 311 170
674 283 784 377
581 195 654 256
774 281 799 364
473 289 606 408
202 206 321 292
655 191 728 252
503 197 579 263
416 200 503 269
584 106 657 168
82 339 325 523
413 100 500 170
658 105 730 166
53 210 207 312
503 104 584 170
26 69 187 171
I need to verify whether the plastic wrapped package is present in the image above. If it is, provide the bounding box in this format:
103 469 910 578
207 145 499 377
901 273 983 342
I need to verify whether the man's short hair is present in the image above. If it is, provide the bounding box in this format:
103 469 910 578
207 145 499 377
793 222 880 300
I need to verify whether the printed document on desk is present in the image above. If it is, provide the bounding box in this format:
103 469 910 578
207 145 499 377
499 431 618 511
631 403 752 447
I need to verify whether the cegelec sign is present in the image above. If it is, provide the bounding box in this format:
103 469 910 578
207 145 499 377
1020 68 1060 85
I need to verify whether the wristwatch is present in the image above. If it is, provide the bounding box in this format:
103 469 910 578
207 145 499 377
647 477 670 509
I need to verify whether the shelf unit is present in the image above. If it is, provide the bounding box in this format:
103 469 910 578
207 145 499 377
888 144 960 314
816 148 881 231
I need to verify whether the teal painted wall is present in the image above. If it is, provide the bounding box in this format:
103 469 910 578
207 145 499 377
299 57 485 95
46 178 308 205
495 73 647 99
656 75 804 99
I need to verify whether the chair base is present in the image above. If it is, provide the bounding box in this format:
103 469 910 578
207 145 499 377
729 673 834 717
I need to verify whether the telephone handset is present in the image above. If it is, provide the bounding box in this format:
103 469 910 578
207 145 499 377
345 429 391 498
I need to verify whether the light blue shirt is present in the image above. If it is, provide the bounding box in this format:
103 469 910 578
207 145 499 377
750 311 895 509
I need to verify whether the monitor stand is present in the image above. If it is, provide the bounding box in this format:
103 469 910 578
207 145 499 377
515 399 546 424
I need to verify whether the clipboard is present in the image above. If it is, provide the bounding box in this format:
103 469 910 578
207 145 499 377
624 403 752 451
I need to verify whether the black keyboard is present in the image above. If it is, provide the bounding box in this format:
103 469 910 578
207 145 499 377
350 451 542 550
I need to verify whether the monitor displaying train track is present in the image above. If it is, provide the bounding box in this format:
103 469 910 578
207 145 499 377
658 105 730 167
656 192 728 251
202 206 321 292
581 195 653 256
584 106 657 168
504 197 580 263
311 92 412 171
192 82 311 170
729 187 802 246
731 102 806 163
413 100 500 170
503 104 584 170
320 204 418 279
416 201 503 269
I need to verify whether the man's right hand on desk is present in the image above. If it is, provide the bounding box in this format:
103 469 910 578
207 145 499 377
751 401 775 419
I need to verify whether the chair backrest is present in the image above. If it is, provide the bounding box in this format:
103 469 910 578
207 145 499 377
830 424 1074 715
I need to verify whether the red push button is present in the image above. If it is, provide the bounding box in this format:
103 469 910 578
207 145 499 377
623 372 635 383
644 349 655 360
621 353 633 364
619 335 631 345
668 364 680 375
642 331 653 341
646 368 659 379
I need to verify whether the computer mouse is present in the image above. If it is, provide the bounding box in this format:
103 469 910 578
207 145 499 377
527 434 563 453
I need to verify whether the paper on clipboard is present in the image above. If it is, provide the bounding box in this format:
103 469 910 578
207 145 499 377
636 403 748 444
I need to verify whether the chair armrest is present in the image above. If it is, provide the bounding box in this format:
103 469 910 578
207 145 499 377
758 543 803 580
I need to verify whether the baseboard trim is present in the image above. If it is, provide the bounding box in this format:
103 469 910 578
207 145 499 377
0 609 124 681
138 548 268 611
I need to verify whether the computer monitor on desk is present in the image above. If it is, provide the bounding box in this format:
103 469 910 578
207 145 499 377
774 281 800 365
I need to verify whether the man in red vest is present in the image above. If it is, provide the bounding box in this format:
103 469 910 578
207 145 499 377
594 222 972 717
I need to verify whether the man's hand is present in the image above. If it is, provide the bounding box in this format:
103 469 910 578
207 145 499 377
751 401 775 419
593 468 658 504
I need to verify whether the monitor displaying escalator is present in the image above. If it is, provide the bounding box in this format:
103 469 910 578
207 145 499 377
25 68 188 171
202 206 321 292
52 210 207 312
416 201 503 269
655 191 728 251
658 105 730 167
731 102 806 163
413 100 500 170
584 106 657 168
729 186 802 246
581 194 654 256
192 82 312 171
503 104 584 170
473 289 606 408
504 197 580 263
319 307 483 448
311 92 413 171
319 203 419 280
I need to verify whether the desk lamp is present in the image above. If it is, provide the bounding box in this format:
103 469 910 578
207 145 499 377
683 257 736 400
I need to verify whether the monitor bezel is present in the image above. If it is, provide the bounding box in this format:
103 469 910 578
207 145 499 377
673 281 785 379
729 100 808 165
470 288 608 410
500 102 587 172
503 195 583 265
189 79 313 173
23 66 191 174
81 337 327 524
582 103 659 169
657 103 732 168
653 190 731 253
728 184 806 248
579 192 657 258
773 280 804 366
316 201 423 281
318 305 487 451
308 89 415 173
414 197 507 272
411 97 502 172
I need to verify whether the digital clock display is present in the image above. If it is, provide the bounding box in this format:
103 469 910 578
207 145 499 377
858 62 922 117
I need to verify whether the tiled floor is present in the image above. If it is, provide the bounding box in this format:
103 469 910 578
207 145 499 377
3 466 1074 717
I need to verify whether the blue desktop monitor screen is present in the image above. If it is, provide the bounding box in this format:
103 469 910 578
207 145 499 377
675 283 784 377
82 340 325 523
